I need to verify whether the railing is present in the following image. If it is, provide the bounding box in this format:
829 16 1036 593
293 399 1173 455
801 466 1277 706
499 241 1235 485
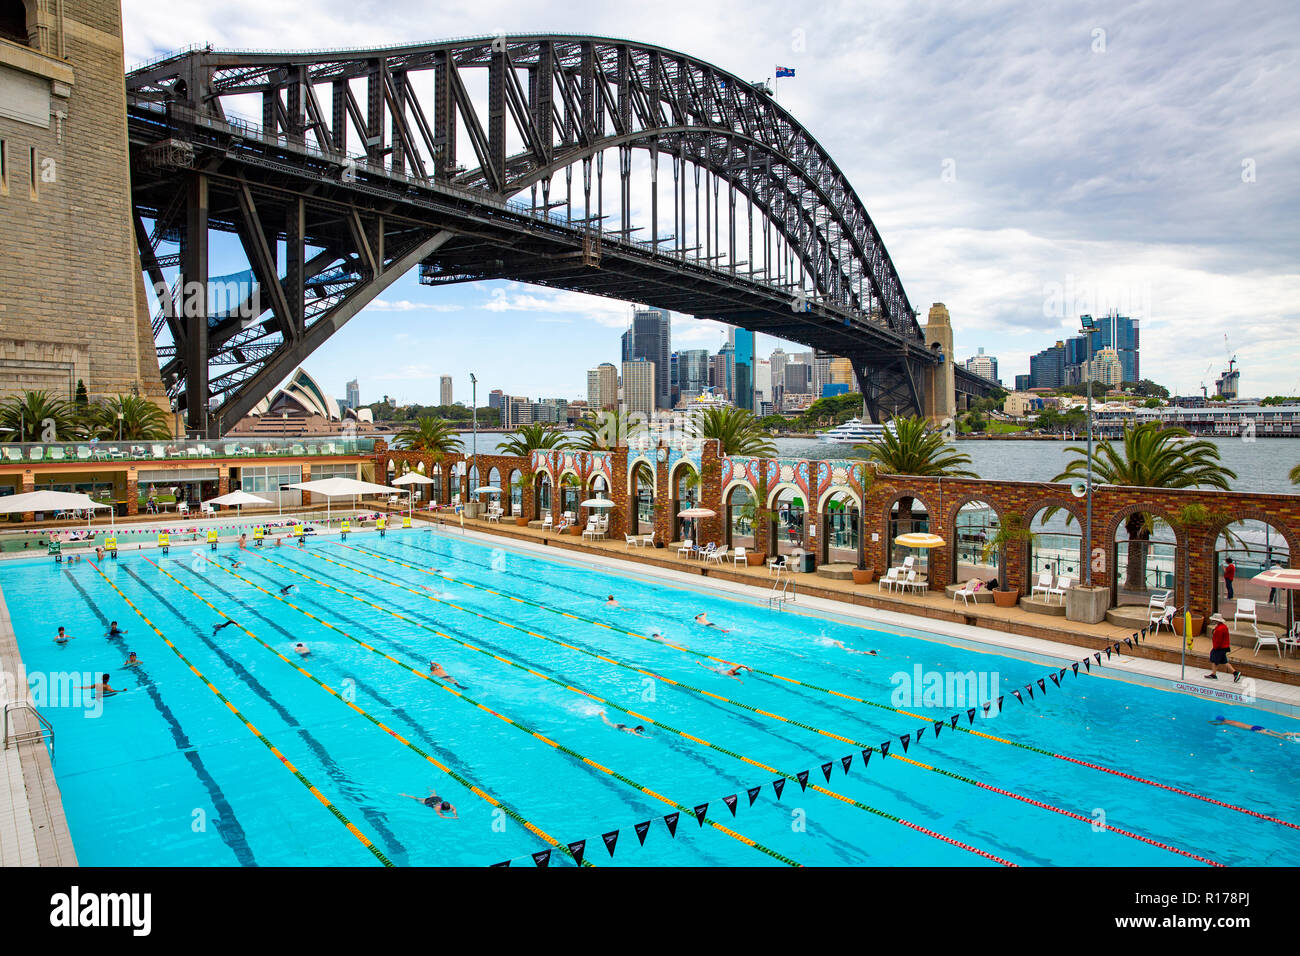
3 700 54 760
768 571 795 610
0 436 375 466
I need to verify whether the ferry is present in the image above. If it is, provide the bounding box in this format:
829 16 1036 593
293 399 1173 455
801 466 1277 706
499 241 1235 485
818 418 888 444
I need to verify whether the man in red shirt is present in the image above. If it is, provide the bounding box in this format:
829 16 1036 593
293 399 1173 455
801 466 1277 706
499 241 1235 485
1204 613 1241 682
1223 557 1236 600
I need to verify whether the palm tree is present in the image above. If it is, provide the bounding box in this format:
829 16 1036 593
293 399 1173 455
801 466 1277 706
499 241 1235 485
497 422 571 456
856 415 977 533
693 406 777 456
0 390 80 441
573 411 646 450
90 395 172 441
1051 422 1236 591
395 416 463 455
1290 463 1300 485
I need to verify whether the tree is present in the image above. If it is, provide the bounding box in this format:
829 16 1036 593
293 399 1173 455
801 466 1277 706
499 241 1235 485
92 395 172 440
1051 421 1236 590
980 514 1038 593
856 415 977 531
497 422 571 456
693 406 777 456
573 411 646 450
395 416 463 455
1290 462 1300 485
74 380 89 409
0 390 80 441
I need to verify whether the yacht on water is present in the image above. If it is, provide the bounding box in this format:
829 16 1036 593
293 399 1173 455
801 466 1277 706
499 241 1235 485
818 418 888 444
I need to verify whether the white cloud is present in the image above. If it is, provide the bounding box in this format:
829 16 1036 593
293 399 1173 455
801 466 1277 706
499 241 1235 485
370 299 462 313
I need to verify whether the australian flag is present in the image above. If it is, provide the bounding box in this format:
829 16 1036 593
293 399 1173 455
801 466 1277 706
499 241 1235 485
776 66 796 78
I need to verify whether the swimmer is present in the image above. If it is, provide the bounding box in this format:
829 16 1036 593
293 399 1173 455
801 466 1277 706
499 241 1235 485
212 620 237 635
599 710 648 736
226 556 243 568
605 595 619 608
1209 716 1300 741
400 791 459 818
80 673 119 697
274 536 283 548
280 584 295 595
429 662 463 687
106 620 127 638
293 642 310 657
238 533 248 550
697 660 751 680
825 638 877 656
54 626 72 645
694 613 729 632
124 651 141 667
95 546 104 561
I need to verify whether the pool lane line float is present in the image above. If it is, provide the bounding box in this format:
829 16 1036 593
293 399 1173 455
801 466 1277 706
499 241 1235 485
145 556 587 869
353 542 1300 834
86 559 394 868
236 551 801 868
307 548 1223 866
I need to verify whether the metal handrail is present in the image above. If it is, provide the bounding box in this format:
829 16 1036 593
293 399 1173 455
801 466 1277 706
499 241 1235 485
3 700 55 759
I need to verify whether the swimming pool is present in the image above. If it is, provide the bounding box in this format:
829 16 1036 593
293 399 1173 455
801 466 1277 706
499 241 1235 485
5 527 1298 867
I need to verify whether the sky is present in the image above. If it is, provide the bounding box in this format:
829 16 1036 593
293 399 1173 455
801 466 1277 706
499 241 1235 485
123 0 1300 406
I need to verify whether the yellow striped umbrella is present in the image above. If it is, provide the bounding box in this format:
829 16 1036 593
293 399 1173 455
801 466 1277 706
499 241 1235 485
894 532 945 549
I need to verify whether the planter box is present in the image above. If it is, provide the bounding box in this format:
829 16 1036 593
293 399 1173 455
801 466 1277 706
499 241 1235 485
514 517 528 526
462 501 482 519
992 589 1019 608
1173 613 1205 638
851 568 876 585
566 526 582 536
745 552 767 567
1065 585 1110 624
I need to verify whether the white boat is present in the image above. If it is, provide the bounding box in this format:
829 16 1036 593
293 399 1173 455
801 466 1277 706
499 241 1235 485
818 418 887 444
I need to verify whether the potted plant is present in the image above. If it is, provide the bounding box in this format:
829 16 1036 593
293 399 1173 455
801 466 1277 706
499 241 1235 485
736 493 769 566
560 475 583 534
981 514 1037 608
510 471 533 525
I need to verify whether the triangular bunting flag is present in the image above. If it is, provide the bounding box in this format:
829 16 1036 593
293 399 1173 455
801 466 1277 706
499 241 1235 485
693 804 709 826
1037 678 1046 693
723 794 739 816
1059 668 1067 681
1013 690 1023 704
934 720 944 738
900 734 911 753
982 702 991 714
862 748 873 767
1105 646 1112 659
997 695 1005 710
1026 685 1034 699
796 770 810 791
841 754 854 774
966 708 976 724
533 850 552 867
664 813 680 837
1049 673 1061 687
1124 638 1133 649
1094 652 1102 664
490 860 511 867
567 840 587 866
881 740 891 757
1141 627 1148 640
950 714 960 729
1132 631 1139 644
1071 662 1079 676
1084 658 1092 672
747 786 762 807
602 830 620 857
916 725 926 742
773 778 786 800
821 762 834 782
635 821 652 845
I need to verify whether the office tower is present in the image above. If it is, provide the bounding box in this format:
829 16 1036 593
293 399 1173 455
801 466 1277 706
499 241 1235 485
345 379 360 410
622 307 672 409
439 375 453 407
1089 348 1124 388
717 342 734 399
621 360 656 417
1068 314 1139 385
754 360 772 407
729 327 755 411
1029 341 1066 389
488 389 504 411
669 351 680 407
769 348 789 390
812 351 832 399
1014 374 1032 392
675 349 710 403
962 348 999 383
784 362 811 394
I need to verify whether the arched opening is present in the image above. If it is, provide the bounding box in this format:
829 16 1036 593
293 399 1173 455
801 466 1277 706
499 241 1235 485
670 464 699 542
430 463 443 503
769 486 805 558
506 469 521 516
536 473 552 518
1113 511 1177 607
631 461 654 535
486 466 502 508
558 472 581 520
1026 505 1083 590
589 474 608 499
467 464 480 499
952 500 1000 585
0 3 29 46
887 496 931 583
1215 520 1292 628
820 491 859 565
725 485 755 551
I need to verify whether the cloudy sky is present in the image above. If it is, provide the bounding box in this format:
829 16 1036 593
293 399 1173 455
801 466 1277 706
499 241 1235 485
124 0 1300 406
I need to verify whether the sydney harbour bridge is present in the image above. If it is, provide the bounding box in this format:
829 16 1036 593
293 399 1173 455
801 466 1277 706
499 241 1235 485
125 35 998 434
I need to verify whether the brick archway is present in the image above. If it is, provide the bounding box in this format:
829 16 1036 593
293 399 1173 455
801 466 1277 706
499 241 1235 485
1102 502 1185 608
1022 496 1088 592
947 495 1003 586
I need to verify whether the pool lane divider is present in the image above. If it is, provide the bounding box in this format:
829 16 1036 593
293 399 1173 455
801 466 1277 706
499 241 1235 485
363 540 1300 834
241 548 1015 866
85 560 395 868
144 556 589 868
315 547 1223 865
216 553 798 867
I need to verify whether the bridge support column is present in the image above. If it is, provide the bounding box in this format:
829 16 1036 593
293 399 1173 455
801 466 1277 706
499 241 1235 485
181 172 209 436
923 303 956 427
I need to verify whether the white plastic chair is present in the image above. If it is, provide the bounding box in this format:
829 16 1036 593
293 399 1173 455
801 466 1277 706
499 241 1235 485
541 513 552 530
898 569 920 595
177 501 190 516
1281 623 1300 657
677 538 694 558
732 546 747 566
1233 599 1257 628
640 533 655 547
1047 576 1072 603
708 547 728 564
1152 605 1176 634
767 555 786 575
1252 624 1281 657
953 580 979 606
1030 571 1054 600
625 534 639 549
878 567 900 592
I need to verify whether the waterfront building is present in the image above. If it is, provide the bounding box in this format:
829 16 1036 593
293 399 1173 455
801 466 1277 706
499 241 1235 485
963 347 999 383
730 327 755 411
622 307 672 409
621 360 655 417
439 376 453 407
1029 341 1066 389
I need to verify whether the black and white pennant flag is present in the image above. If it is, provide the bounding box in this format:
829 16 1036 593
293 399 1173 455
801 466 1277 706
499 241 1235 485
773 778 786 801
900 733 911 753
664 813 680 838
1049 673 1061 687
567 840 587 866
797 770 810 792
533 849 552 867
747 786 762 807
950 714 960 729
862 747 874 768
602 830 620 857
966 708 977 724
635 821 652 846
723 794 739 816
841 754 854 774
881 740 892 757
693 804 709 826
821 762 834 782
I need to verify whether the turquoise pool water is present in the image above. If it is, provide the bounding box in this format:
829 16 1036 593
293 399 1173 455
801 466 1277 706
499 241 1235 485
5 527 1298 867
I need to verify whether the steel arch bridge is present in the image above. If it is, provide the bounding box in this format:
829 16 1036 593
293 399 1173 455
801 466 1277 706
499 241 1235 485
125 34 994 433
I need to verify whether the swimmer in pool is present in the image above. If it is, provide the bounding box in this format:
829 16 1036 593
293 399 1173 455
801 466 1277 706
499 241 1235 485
401 791 459 818
429 662 463 687
599 710 648 736
226 556 243 568
238 533 248 550
1209 716 1300 741
825 638 878 656
606 595 619 608
54 627 73 644
124 651 141 667
280 584 295 595
212 620 237 635
293 642 310 657
694 613 729 632
106 620 127 638
80 673 119 697
697 660 751 680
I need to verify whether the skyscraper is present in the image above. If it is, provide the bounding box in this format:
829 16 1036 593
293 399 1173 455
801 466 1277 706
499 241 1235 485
812 351 832 399
962 348 999 383
769 348 789 390
729 327 755 410
587 363 619 411
621 360 655 417
677 349 710 402
1029 342 1066 389
622 307 672 409
345 379 360 410
439 375 453 407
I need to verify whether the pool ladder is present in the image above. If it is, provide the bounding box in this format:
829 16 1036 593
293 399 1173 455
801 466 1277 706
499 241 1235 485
767 572 796 611
2 700 55 760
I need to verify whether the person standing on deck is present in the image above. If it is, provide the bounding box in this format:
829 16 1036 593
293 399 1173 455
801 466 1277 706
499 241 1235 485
1204 613 1242 683
1224 557 1236 600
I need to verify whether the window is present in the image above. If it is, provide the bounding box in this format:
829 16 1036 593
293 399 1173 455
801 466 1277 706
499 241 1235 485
311 462 357 482
28 145 37 200
0 139 7 194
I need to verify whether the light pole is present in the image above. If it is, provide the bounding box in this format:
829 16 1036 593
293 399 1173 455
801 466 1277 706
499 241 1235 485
1080 315 1097 586
117 411 123 443
470 372 478 500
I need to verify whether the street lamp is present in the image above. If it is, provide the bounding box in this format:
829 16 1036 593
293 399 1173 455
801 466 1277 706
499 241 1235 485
470 373 478 495
1080 315 1097 586
116 410 124 442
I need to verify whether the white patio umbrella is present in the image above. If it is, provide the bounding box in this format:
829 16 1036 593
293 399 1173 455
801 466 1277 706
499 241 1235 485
1253 566 1300 638
0 490 114 534
677 506 716 542
285 477 405 526
474 485 503 494
581 498 615 508
204 490 273 517
391 472 434 518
